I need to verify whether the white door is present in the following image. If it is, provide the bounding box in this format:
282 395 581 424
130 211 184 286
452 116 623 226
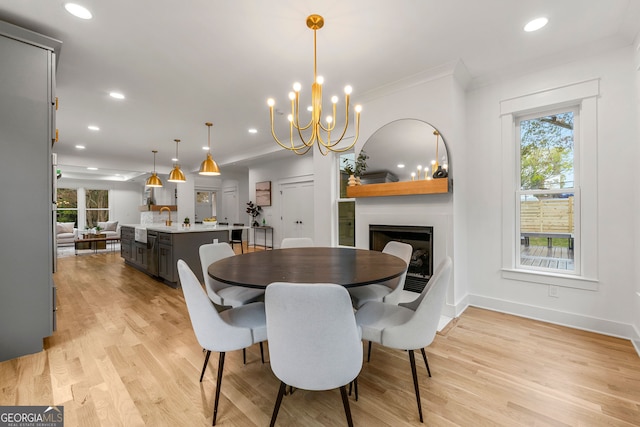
221 188 238 224
281 181 314 241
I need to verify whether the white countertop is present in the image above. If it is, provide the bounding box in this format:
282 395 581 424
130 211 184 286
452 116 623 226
144 224 249 234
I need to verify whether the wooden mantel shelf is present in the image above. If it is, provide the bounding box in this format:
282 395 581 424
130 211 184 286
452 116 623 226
139 205 177 212
346 179 451 198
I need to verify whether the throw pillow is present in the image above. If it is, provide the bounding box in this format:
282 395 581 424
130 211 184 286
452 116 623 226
56 222 75 234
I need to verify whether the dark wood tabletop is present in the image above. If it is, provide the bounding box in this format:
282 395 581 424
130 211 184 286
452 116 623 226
207 247 407 289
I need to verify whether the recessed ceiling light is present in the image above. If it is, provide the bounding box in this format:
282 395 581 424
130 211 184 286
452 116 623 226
109 91 125 99
171 157 178 162
202 146 209 150
75 145 86 149
524 17 548 32
87 167 98 171
64 3 92 19
248 128 258 134
88 125 100 131
397 164 405 168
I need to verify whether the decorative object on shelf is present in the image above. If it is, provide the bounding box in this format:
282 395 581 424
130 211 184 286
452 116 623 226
354 150 369 185
433 165 448 179
183 217 191 227
199 122 221 176
246 201 262 227
342 157 356 186
256 181 272 206
267 14 362 155
145 150 163 187
168 139 186 182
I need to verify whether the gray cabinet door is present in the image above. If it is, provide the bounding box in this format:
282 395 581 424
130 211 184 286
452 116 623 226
0 26 56 361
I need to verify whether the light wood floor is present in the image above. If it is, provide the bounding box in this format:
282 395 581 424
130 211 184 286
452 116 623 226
1 250 639 426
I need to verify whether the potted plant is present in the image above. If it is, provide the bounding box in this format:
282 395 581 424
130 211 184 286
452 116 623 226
342 157 357 187
183 217 190 227
246 201 262 227
354 150 369 185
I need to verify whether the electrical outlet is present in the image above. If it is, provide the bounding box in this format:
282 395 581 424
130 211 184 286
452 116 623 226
549 285 559 298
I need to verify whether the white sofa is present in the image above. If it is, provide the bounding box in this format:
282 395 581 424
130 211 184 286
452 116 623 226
56 222 78 245
96 221 120 239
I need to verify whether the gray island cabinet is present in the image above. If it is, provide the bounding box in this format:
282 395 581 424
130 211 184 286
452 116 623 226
120 225 232 287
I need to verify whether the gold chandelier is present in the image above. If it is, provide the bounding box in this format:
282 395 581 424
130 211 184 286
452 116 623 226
168 139 186 182
267 14 362 155
199 122 220 175
145 150 162 187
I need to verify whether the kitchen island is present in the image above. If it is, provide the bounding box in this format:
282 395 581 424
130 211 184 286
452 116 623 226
120 224 248 288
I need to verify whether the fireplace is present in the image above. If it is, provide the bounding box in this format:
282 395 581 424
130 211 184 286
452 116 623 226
369 225 433 293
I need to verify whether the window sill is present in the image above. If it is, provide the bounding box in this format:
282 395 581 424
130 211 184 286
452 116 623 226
502 268 598 291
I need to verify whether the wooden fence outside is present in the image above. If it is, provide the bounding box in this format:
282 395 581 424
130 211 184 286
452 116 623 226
521 197 574 233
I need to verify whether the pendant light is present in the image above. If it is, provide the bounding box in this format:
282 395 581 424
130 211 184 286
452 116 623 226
199 122 221 176
168 139 186 182
145 150 163 187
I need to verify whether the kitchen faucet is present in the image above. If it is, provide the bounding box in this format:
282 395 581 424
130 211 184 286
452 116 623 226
160 206 172 226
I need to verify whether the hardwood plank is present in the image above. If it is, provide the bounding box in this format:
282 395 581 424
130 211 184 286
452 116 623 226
0 251 639 426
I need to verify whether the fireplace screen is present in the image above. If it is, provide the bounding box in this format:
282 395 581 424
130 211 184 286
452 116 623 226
369 225 433 293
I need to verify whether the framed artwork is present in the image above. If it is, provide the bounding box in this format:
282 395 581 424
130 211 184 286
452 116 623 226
256 181 271 206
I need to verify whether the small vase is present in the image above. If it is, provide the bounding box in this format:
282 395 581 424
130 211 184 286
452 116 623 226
348 174 356 186
433 165 448 179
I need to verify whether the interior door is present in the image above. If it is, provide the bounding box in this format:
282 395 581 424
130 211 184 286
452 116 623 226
221 188 238 223
281 181 314 241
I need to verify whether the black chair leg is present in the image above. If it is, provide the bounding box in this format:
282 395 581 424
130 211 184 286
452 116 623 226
420 348 431 377
339 385 354 427
260 342 265 364
367 341 372 362
354 377 359 401
213 352 226 426
270 381 287 427
200 350 211 382
243 348 246 365
408 350 423 423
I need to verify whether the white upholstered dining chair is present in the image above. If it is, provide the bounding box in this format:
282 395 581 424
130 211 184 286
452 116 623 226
177 259 267 426
199 242 264 308
348 241 413 309
265 282 363 427
354 256 452 423
280 237 314 248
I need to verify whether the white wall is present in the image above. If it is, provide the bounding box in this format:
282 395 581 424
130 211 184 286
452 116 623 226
466 46 639 340
249 155 314 246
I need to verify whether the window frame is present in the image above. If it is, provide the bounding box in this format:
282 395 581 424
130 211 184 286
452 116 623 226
84 188 110 228
515 107 580 275
336 151 356 247
500 79 599 290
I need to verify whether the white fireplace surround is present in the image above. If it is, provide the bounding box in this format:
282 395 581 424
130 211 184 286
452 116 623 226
355 200 455 319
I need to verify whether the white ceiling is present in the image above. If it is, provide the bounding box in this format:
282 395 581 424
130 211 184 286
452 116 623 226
1 0 639 181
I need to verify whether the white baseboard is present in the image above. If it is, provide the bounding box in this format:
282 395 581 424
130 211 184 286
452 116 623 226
466 294 640 343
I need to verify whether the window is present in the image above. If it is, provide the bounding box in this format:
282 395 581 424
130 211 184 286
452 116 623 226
338 152 355 247
500 79 599 290
57 188 78 225
517 109 577 273
85 189 109 228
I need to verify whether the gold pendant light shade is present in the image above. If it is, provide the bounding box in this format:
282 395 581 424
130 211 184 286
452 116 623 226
168 139 186 182
145 150 163 187
199 122 221 176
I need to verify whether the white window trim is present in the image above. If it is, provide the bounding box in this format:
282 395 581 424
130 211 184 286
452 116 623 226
336 151 356 248
500 79 599 291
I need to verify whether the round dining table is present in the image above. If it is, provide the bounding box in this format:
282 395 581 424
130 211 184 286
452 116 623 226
207 247 407 289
